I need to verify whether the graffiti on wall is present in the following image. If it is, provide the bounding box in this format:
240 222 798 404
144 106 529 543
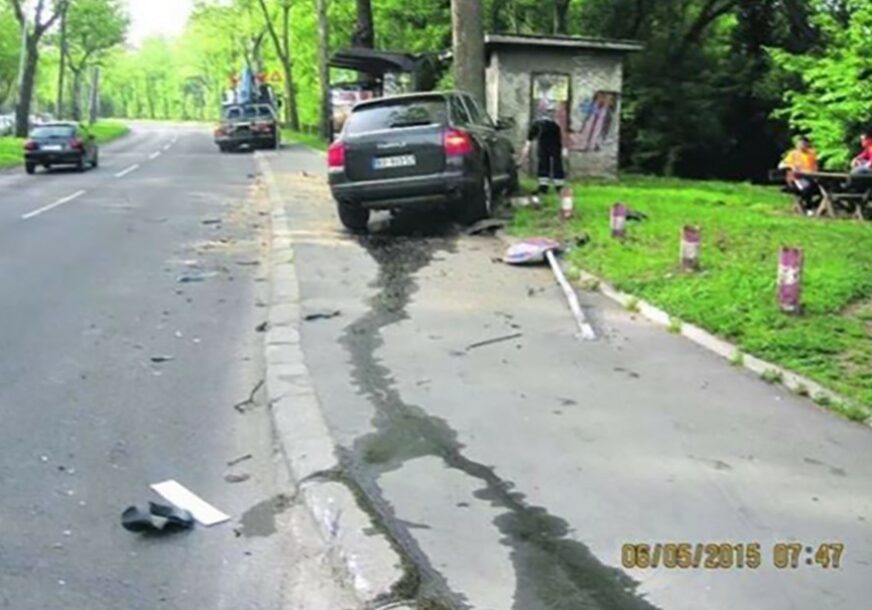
570 91 619 152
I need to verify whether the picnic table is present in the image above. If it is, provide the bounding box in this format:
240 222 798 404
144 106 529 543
794 171 872 220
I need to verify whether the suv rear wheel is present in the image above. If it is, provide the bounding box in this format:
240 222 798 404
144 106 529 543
459 168 492 225
337 201 370 233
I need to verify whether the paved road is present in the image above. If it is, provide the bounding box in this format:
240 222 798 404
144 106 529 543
265 148 872 610
0 125 355 610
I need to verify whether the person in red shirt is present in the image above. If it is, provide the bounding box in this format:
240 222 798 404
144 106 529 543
851 130 872 174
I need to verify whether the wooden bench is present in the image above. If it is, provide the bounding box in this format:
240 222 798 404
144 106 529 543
794 171 872 220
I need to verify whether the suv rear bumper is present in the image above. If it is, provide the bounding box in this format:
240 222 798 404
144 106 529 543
215 132 277 147
25 151 83 165
329 171 475 210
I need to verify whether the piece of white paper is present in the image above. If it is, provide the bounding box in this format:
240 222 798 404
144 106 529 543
150 480 230 526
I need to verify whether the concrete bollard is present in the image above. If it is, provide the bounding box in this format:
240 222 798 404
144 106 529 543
611 203 628 238
680 226 701 271
560 187 574 221
777 247 804 314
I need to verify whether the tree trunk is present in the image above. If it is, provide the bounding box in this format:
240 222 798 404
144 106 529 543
281 5 300 130
451 0 486 109
352 0 374 48
554 0 571 34
316 0 330 140
70 68 83 121
89 67 100 124
15 35 39 137
56 6 68 119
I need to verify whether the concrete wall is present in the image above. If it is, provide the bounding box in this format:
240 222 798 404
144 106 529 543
485 46 625 178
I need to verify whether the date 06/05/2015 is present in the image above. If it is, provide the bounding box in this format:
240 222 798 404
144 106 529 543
621 542 844 570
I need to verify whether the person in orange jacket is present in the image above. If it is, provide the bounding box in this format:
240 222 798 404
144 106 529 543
779 136 820 213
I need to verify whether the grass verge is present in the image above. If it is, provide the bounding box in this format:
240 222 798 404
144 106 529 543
281 128 327 151
510 175 872 418
0 120 130 169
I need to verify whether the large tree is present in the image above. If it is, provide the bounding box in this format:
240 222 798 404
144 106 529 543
65 0 128 121
256 0 300 129
352 0 374 48
317 0 329 138
9 0 69 137
451 0 485 108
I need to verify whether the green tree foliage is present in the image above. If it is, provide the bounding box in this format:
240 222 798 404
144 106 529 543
0 2 20 107
65 0 128 119
771 0 872 167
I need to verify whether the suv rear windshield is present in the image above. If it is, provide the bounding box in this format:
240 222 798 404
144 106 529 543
224 105 274 120
345 98 448 135
31 125 75 138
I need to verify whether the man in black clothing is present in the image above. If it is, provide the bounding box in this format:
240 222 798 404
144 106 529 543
524 105 566 194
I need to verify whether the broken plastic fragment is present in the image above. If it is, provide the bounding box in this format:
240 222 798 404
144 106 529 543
304 310 341 322
121 502 195 533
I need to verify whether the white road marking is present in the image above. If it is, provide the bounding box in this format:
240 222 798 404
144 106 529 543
149 151 161 160
21 190 86 220
162 143 171 151
115 163 140 178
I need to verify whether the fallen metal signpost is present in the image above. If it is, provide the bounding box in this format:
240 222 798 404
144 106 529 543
504 238 596 341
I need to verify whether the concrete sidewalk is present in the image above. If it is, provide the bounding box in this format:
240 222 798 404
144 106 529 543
263 145 872 610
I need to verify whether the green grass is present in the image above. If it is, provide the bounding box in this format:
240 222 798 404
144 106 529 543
88 121 130 144
0 136 25 168
281 128 327 151
511 175 872 417
0 120 130 169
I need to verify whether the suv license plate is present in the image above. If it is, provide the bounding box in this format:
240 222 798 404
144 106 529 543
373 155 416 170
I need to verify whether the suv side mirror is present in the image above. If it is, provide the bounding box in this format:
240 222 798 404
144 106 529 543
496 117 515 131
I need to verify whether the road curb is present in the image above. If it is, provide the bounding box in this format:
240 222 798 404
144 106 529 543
497 230 867 423
255 151 407 607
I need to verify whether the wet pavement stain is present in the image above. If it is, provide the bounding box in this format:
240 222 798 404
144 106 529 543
238 494 292 538
339 221 660 610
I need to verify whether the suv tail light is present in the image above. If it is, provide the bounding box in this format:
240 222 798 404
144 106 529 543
215 126 227 137
253 121 273 133
24 140 38 151
443 128 473 156
327 141 346 173
70 138 84 150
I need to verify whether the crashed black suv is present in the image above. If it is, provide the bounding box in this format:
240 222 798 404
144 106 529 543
327 91 517 231
214 103 280 152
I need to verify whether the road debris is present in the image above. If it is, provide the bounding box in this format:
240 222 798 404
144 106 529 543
235 260 260 267
304 310 341 322
545 250 597 341
121 502 195 533
464 218 508 236
150 480 230 526
227 453 253 467
150 355 175 363
505 239 596 341
233 379 265 413
202 219 222 225
255 321 269 333
176 272 217 283
466 333 523 351
504 238 562 265
224 473 251 484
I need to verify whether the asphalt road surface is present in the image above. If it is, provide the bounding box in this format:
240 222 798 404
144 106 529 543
264 148 872 610
0 124 355 610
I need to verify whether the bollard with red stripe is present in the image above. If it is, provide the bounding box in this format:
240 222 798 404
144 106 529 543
611 203 628 238
777 247 804 314
560 187 574 221
680 226 701 271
